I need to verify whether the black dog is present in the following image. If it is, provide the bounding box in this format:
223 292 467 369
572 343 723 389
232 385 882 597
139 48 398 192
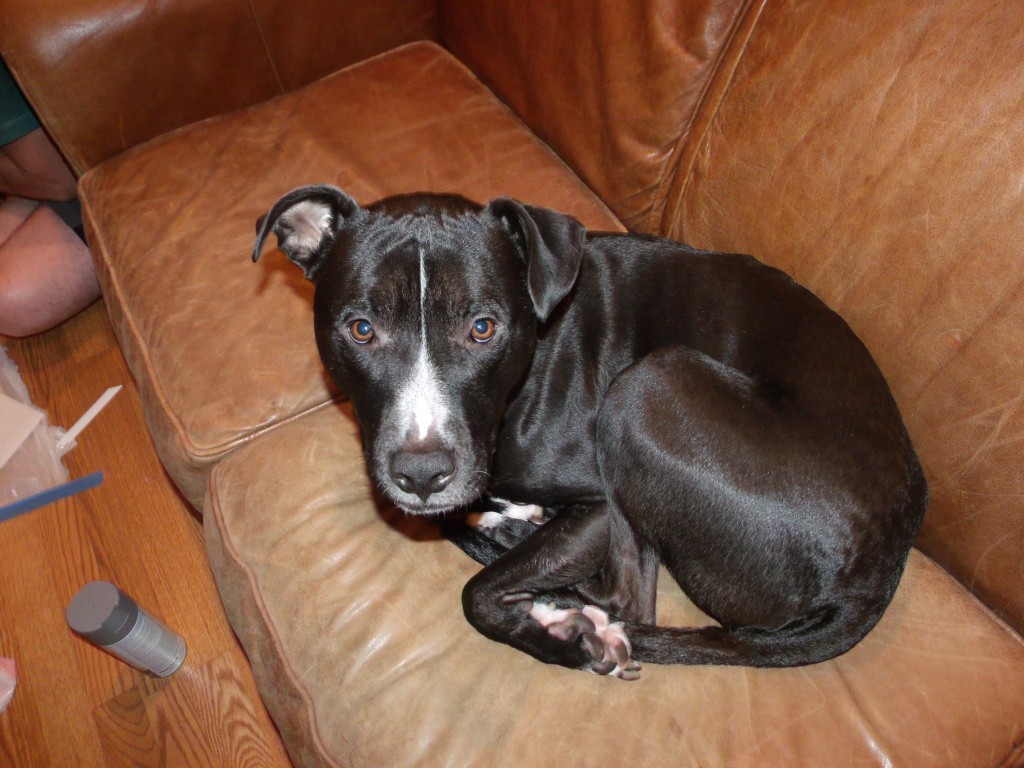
253 185 927 680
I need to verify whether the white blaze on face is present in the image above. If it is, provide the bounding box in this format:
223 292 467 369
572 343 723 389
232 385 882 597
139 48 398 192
395 248 448 442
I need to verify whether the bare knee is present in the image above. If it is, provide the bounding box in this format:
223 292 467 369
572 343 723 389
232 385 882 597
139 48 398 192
0 211 99 337
0 277 47 337
0 274 100 337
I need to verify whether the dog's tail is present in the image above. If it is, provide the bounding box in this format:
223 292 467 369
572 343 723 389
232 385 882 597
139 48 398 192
624 599 886 668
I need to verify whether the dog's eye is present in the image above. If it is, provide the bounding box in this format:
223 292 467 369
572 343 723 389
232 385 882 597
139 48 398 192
349 319 374 344
470 318 497 343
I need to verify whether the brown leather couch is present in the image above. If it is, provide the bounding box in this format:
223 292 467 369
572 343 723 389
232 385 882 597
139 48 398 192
3 1 1023 765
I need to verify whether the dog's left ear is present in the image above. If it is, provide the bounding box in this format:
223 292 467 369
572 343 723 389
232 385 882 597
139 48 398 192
252 184 362 279
487 198 585 322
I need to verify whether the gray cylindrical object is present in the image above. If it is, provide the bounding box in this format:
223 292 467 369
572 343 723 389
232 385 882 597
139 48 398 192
66 581 186 677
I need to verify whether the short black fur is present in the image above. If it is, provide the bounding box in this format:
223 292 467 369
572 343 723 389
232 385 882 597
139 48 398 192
254 185 928 680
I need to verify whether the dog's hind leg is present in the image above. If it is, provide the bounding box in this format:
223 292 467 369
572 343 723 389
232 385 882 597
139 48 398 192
461 503 652 679
595 345 921 667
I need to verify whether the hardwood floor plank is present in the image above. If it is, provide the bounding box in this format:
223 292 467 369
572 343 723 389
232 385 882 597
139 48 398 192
0 301 290 767
95 686 163 768
0 504 107 766
0 587 48 768
148 653 292 768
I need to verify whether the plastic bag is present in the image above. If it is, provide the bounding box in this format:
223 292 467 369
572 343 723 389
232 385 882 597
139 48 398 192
0 658 15 713
0 347 69 506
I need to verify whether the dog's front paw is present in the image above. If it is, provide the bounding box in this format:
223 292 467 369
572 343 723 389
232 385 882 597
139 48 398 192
465 499 551 550
491 498 548 525
529 602 641 681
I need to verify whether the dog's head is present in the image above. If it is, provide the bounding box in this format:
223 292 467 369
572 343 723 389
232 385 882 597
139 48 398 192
253 185 585 514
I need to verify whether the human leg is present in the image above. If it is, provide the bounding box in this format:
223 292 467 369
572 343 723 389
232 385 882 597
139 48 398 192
0 199 99 337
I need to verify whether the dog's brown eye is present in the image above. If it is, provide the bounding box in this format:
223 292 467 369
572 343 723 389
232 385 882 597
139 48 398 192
349 319 374 344
470 318 497 343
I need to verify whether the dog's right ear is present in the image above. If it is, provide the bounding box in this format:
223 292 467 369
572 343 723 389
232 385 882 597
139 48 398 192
252 184 361 279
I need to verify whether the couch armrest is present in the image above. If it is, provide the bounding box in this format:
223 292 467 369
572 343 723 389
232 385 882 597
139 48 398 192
0 0 436 174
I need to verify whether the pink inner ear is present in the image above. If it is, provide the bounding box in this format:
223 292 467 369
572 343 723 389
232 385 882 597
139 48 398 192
0 657 14 677
279 201 334 257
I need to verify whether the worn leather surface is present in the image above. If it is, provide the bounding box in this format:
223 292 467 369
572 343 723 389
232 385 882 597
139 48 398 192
661 0 1024 633
439 0 748 233
79 42 623 507
0 0 436 173
206 403 1024 768
9 0 1021 762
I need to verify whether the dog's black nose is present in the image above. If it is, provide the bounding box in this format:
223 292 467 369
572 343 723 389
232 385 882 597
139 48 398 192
389 449 455 502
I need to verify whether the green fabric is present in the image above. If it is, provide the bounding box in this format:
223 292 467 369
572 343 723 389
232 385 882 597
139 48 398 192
0 59 40 147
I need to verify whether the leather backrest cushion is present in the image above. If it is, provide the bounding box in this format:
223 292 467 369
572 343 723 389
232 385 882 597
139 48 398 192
0 0 436 173
438 0 748 233
661 0 1024 631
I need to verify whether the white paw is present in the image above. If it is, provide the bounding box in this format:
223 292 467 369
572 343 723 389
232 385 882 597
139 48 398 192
529 602 641 681
492 498 547 525
529 601 582 628
466 511 506 530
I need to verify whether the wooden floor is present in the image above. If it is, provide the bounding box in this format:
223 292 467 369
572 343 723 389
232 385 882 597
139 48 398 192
0 301 291 767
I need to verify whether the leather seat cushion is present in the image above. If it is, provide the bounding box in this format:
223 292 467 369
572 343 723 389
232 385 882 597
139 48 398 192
79 41 622 507
205 404 1024 768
